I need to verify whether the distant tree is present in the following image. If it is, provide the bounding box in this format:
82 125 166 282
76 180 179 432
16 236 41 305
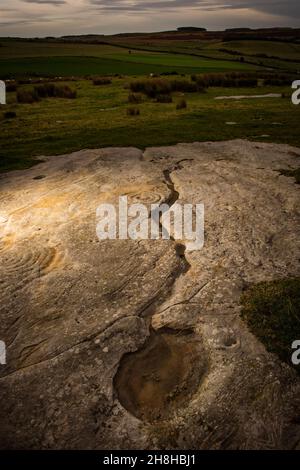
177 27 207 32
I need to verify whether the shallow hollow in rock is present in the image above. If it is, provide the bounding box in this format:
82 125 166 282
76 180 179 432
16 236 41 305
114 328 207 422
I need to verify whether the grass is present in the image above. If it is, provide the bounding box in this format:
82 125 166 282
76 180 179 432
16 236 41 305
209 40 300 62
176 98 187 110
1 38 299 81
5 39 298 63
102 51 256 70
1 78 299 172
0 42 126 58
0 40 261 79
129 78 200 97
0 55 258 79
127 107 140 116
241 278 300 373
279 168 300 184
109 36 300 73
2 36 294 76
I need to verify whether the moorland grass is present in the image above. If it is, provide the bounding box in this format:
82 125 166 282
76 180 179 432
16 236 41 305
279 168 300 184
241 278 300 373
1 78 299 172
93 77 112 86
176 98 187 109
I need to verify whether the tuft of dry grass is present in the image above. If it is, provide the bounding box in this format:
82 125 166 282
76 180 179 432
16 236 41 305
3 111 17 119
176 99 187 110
17 89 40 104
128 93 143 104
129 77 202 98
93 77 112 86
126 107 140 116
156 94 173 103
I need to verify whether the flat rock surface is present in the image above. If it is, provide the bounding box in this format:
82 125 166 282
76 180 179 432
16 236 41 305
0 139 300 449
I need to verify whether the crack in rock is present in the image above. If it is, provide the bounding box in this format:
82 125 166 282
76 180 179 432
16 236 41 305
114 161 197 422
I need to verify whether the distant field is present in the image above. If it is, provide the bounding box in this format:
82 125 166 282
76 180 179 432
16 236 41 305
109 36 300 73
202 40 300 72
2 35 297 78
0 56 259 78
0 41 258 77
2 38 300 78
1 78 299 172
207 40 300 61
0 41 124 58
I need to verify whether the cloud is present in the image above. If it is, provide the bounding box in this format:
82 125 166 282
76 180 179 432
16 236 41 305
88 0 300 18
1 0 299 36
0 18 52 27
89 1 227 12
22 0 66 5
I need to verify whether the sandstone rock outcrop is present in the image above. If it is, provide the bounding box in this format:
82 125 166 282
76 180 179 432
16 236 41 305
0 140 300 449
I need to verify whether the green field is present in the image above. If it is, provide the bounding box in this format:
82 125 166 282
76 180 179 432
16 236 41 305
208 40 300 61
109 36 300 73
0 41 258 78
1 78 299 172
202 40 300 72
0 55 258 78
0 41 124 58
1 37 299 79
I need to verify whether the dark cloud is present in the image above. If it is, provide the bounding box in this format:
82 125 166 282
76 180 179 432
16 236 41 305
234 0 300 18
89 0 300 18
0 17 57 27
89 0 223 12
22 0 66 5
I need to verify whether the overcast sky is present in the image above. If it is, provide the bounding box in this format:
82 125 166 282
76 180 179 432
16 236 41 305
0 0 299 37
